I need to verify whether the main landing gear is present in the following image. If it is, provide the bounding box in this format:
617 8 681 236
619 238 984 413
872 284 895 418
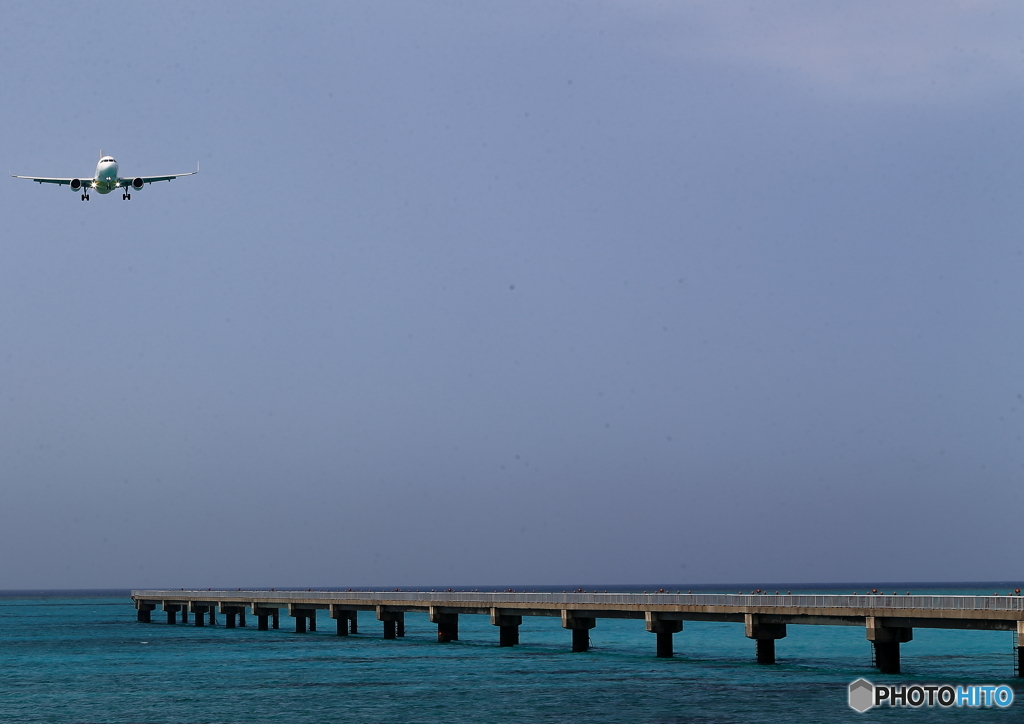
122 191 131 200
80 192 90 201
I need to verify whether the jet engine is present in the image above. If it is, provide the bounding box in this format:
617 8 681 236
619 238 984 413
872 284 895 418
132 177 144 190
70 178 82 190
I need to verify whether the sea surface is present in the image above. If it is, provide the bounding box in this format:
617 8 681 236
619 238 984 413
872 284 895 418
1 585 1020 723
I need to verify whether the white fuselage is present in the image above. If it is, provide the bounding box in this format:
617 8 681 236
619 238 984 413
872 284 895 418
91 157 119 194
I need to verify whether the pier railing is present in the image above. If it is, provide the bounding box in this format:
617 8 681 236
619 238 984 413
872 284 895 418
131 590 1024 612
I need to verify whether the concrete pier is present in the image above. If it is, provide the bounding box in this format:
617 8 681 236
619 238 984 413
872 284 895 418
378 606 402 639
289 605 321 633
187 603 212 627
132 589 1024 675
136 603 153 623
646 612 683 658
562 611 596 652
221 605 246 629
331 606 360 634
162 603 182 625
330 606 355 636
756 639 775 664
745 614 786 665
430 607 459 642
253 607 276 631
491 609 522 647
1018 622 1024 678
572 628 590 652
867 617 912 674
499 625 518 646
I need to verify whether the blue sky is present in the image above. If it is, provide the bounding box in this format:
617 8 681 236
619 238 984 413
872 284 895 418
1 1 1023 589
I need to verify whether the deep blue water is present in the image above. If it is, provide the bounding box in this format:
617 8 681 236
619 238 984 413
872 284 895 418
1 586 1020 723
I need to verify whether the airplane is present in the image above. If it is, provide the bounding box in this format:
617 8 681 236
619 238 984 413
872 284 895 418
11 151 198 200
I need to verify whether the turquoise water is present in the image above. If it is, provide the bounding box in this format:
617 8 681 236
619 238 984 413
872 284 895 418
1 587 1020 723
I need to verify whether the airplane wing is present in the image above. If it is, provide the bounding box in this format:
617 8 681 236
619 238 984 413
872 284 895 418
10 175 79 186
120 166 199 187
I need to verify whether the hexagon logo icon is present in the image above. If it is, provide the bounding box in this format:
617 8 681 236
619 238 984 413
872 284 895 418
848 678 874 712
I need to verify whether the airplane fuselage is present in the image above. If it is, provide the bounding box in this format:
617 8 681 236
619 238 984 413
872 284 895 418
91 157 119 194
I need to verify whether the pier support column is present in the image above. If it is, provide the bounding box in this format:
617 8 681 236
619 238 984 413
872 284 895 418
191 604 207 627
1018 622 1024 678
866 617 912 675
136 604 154 623
745 614 786 664
646 612 683 658
181 608 188 624
378 606 402 640
290 606 316 633
239 611 246 628
562 611 596 652
756 639 775 664
273 611 279 629
253 607 276 631
163 604 182 625
500 625 519 646
430 607 459 642
330 606 356 636
396 613 405 637
491 609 522 647
221 605 246 630
572 628 590 652
351 611 358 634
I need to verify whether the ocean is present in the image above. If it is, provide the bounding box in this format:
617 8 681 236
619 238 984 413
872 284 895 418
1 585 1019 723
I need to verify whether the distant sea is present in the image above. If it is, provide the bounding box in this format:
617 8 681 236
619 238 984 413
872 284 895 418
1 584 1020 723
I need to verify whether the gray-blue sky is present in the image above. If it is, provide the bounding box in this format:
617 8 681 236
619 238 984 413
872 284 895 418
1 1 1022 588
